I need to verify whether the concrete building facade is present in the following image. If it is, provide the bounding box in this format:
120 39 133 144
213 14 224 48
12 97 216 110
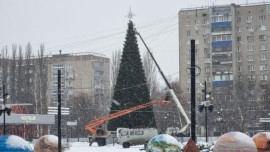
179 2 270 103
47 52 110 107
179 2 270 135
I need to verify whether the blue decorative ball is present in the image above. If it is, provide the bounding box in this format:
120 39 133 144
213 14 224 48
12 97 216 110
0 135 33 152
146 134 181 152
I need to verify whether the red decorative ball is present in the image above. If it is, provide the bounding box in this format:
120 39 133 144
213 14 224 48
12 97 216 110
213 132 257 152
252 132 270 152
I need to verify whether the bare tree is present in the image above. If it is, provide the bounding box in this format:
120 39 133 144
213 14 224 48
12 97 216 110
10 45 17 103
211 79 263 133
153 78 188 133
33 44 48 114
143 52 160 100
0 46 9 87
16 45 24 104
69 93 102 137
110 50 121 95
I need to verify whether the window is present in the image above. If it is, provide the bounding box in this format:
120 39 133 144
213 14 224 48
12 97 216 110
204 58 210 63
237 27 241 32
247 55 254 61
186 20 190 26
186 49 191 54
205 77 211 82
259 35 266 41
187 78 191 83
260 65 267 71
204 38 210 44
259 25 266 31
195 49 199 54
247 75 256 81
260 75 268 81
260 55 267 60
195 40 200 45
195 67 200 74
195 58 199 64
260 45 266 51
195 20 199 25
237 45 241 52
237 36 241 42
135 131 144 135
249 106 256 111
238 76 243 81
212 35 231 42
196 88 200 93
186 30 190 36
186 59 190 64
205 67 210 73
246 16 253 22
248 65 255 71
186 40 190 45
196 78 200 83
259 15 266 21
237 56 242 62
204 48 210 54
247 26 254 32
247 36 254 42
203 19 209 24
238 66 242 72
187 88 191 93
247 45 254 51
203 29 210 35
95 71 104 77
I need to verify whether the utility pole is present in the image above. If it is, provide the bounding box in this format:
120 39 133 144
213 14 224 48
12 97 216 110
204 81 208 142
190 39 196 142
58 69 62 152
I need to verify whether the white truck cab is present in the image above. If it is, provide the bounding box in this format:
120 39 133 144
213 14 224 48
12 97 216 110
116 128 158 148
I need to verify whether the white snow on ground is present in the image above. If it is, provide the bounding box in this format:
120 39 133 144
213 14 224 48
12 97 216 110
65 142 145 152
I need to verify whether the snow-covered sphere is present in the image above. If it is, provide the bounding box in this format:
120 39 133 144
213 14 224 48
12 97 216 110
213 132 257 152
34 135 67 152
0 135 33 152
252 132 270 152
146 134 181 152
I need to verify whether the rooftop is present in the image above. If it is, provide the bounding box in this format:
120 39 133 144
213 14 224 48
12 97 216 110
180 1 270 12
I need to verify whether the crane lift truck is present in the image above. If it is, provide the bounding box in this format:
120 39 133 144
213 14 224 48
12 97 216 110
84 29 191 147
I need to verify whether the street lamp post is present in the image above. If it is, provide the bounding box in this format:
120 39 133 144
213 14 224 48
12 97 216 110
199 81 213 142
0 85 11 135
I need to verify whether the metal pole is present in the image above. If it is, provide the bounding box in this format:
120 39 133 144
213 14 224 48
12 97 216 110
204 81 208 142
190 40 196 142
58 70 61 152
3 85 5 135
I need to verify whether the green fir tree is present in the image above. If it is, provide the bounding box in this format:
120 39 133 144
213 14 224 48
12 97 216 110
107 20 156 131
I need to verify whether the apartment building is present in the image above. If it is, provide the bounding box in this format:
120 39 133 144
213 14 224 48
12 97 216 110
47 52 110 106
179 2 270 135
179 2 270 103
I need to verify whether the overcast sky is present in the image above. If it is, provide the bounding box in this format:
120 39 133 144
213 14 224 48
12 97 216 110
0 0 262 82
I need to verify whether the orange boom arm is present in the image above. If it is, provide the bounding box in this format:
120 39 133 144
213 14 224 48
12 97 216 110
85 100 170 135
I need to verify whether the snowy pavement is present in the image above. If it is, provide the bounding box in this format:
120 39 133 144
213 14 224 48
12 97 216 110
65 142 145 152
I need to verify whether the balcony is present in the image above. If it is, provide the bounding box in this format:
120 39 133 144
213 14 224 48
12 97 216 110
212 41 232 47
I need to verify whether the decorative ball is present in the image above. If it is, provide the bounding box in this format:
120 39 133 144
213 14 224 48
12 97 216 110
213 132 257 152
252 132 270 152
0 135 33 152
34 135 67 152
146 134 181 152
